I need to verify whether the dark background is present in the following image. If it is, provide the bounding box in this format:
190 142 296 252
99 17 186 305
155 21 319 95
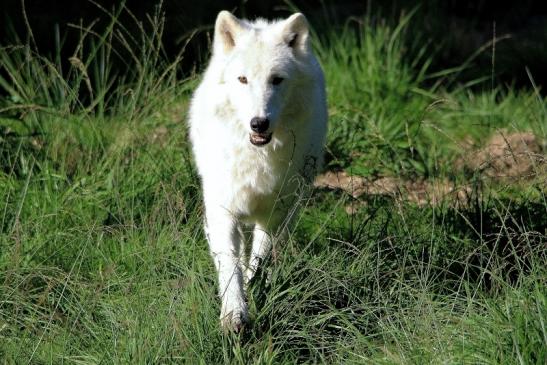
1 0 547 90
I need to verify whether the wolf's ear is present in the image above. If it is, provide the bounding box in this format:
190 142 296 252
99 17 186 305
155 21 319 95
282 13 310 52
214 11 244 54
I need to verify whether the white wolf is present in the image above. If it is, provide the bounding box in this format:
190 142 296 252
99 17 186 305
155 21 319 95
189 10 327 331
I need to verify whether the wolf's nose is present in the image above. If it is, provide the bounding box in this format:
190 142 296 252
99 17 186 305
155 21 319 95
250 117 269 133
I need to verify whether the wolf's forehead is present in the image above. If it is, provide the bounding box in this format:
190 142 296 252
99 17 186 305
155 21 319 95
244 31 280 55
233 32 289 74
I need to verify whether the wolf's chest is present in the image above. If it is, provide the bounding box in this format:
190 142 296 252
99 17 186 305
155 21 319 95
229 151 284 195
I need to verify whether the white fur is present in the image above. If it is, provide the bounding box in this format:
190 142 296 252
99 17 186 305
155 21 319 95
188 11 327 331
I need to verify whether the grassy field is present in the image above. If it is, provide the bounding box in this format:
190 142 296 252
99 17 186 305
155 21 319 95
1 7 546 364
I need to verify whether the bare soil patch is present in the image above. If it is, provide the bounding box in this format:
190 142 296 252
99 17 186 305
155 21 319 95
457 131 545 180
315 132 545 213
314 171 471 213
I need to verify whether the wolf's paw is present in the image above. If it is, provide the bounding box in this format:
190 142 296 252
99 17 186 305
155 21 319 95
244 257 267 287
245 263 272 288
244 267 256 286
220 302 248 333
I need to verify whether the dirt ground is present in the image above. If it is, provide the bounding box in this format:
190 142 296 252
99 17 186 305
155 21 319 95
315 132 546 213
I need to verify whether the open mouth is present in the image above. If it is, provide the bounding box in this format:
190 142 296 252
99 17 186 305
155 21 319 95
249 132 272 146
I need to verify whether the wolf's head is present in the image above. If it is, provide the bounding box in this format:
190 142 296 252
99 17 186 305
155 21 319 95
211 11 316 147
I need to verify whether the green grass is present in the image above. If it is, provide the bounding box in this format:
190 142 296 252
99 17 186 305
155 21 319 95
1 5 546 364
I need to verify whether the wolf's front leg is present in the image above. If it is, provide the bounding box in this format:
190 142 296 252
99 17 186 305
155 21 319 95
205 208 248 332
246 207 294 283
245 223 273 284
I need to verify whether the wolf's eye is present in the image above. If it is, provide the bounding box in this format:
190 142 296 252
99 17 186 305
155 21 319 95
238 76 248 84
271 77 284 85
